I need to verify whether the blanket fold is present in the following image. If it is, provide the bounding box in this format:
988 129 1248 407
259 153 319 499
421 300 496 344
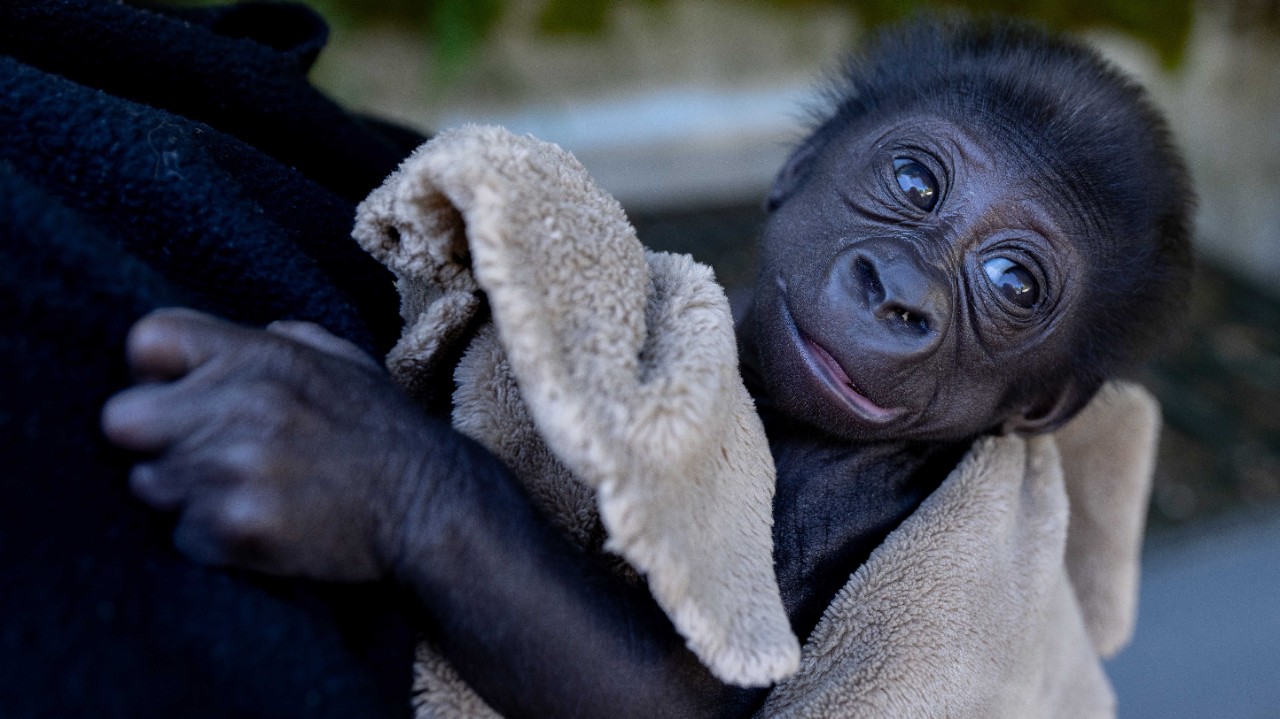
354 125 800 694
353 125 1158 718
758 382 1158 718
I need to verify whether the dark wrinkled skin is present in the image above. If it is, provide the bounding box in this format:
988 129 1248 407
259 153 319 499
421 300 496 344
748 115 1090 447
103 312 425 582
101 20 1192 719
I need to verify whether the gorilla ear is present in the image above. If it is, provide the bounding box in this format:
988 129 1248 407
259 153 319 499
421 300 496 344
1000 377 1100 436
765 138 823 212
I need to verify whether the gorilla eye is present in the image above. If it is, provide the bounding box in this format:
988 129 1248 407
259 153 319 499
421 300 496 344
983 257 1039 309
892 158 938 211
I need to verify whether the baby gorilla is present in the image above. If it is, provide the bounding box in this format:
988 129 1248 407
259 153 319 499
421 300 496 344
103 16 1191 719
744 18 1192 635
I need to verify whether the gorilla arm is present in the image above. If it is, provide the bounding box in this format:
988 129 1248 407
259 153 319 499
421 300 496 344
101 308 761 719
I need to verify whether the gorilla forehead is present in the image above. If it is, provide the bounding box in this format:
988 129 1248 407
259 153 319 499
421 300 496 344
797 17 1193 376
808 17 1184 247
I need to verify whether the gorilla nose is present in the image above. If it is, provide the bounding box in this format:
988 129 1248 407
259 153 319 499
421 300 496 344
853 253 948 350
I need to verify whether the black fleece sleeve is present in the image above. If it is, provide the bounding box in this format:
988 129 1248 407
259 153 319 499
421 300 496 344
0 2 431 716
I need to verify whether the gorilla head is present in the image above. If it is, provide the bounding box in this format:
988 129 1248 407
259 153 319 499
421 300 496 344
749 17 1193 443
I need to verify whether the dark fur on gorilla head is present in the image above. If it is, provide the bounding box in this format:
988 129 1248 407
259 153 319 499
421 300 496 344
748 16 1194 443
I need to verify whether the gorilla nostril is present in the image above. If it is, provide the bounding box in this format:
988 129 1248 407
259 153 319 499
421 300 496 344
855 257 884 305
887 304 930 335
855 253 936 338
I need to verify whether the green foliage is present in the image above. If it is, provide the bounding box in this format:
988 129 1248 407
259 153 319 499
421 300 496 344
535 0 669 35
429 0 503 83
537 0 613 35
259 0 1195 72
808 0 1194 67
305 0 501 83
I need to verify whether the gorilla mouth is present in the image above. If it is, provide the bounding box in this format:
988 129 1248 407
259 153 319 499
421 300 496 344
799 333 906 423
776 282 906 424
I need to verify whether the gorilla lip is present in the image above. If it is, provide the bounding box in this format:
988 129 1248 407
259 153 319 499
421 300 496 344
800 335 905 422
777 286 906 423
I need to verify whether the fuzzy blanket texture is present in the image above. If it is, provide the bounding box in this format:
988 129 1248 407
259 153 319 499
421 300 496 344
355 126 1158 718
354 125 799 692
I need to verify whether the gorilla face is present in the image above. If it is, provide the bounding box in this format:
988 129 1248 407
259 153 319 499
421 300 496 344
751 113 1092 443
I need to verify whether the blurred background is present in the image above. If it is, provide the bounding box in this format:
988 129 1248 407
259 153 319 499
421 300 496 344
203 0 1280 714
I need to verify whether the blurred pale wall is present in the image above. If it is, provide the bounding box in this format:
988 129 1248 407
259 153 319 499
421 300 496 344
310 0 1280 291
312 0 854 209
1092 5 1280 295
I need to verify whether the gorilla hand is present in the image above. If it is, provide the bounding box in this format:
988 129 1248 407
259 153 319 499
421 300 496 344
101 308 440 582
101 311 754 719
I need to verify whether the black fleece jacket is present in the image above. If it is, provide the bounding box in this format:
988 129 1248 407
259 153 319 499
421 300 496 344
0 2 428 716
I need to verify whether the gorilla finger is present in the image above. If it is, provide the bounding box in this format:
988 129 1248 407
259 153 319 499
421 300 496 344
126 446 248 510
171 490 286 573
267 320 382 371
128 461 193 511
102 383 199 451
127 439 278 509
126 308 258 381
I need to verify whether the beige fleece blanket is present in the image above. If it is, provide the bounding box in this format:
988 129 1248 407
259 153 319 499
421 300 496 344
352 125 1157 719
